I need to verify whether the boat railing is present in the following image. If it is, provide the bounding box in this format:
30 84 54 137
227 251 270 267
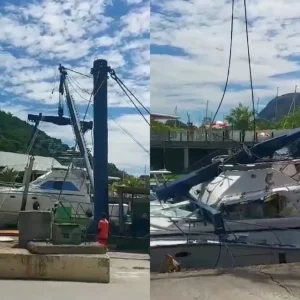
55 199 89 222
0 181 23 188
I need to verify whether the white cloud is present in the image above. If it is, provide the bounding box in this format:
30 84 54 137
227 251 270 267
0 0 150 174
151 0 300 117
0 0 149 106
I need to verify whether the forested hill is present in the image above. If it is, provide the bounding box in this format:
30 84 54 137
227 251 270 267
0 110 124 177
258 93 300 121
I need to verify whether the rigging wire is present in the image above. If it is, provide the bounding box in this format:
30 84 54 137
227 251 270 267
68 73 92 95
108 82 137 110
67 77 91 102
109 116 149 154
112 77 150 126
211 0 235 124
0 115 46 210
243 0 256 145
64 67 92 79
68 73 149 155
113 76 150 115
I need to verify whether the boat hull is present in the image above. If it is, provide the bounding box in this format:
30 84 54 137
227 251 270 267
0 191 128 227
150 238 300 272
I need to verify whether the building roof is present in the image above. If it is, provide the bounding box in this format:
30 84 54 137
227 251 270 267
0 151 64 172
151 113 180 120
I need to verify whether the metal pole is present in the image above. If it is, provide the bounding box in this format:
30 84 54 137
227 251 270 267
275 87 279 120
205 100 209 120
293 85 297 115
91 59 109 222
20 156 35 211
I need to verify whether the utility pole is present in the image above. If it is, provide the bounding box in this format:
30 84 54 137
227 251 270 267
205 100 209 118
256 97 260 115
91 59 109 222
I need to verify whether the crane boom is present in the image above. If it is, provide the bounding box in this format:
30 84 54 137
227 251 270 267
59 65 94 194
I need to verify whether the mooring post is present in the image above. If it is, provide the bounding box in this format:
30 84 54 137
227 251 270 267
91 59 109 224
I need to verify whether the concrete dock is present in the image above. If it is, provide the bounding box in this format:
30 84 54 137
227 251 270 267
151 263 300 300
1 254 149 300
0 240 149 299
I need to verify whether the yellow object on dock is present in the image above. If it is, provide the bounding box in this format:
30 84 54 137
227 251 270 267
159 254 180 273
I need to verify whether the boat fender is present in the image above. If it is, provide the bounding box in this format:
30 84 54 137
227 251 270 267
33 201 40 210
159 254 181 273
85 209 93 218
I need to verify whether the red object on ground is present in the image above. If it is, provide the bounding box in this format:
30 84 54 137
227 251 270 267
97 218 109 245
98 239 108 246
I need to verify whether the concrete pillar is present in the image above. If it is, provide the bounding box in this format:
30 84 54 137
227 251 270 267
184 147 189 172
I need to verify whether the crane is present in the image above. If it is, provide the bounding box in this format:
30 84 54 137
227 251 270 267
27 65 94 190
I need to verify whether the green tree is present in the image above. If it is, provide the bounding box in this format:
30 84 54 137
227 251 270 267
0 110 131 178
225 103 252 131
278 109 300 129
109 176 149 193
0 168 19 184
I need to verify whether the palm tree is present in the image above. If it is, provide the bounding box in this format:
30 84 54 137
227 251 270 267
225 103 252 131
0 168 19 185
225 103 253 142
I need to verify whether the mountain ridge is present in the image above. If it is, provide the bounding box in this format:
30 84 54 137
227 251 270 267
258 93 300 121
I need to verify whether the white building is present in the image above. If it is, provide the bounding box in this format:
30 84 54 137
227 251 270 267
0 151 65 180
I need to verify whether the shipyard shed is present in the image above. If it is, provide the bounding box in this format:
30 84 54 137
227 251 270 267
0 151 65 180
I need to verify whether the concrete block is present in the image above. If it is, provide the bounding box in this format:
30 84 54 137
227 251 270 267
27 242 107 255
0 248 110 283
18 211 53 248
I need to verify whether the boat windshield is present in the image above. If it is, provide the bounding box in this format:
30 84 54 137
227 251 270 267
30 172 51 186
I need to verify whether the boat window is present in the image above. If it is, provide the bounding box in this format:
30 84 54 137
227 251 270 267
222 194 294 220
40 180 80 191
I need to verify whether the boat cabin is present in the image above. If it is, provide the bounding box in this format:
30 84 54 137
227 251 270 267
197 161 300 221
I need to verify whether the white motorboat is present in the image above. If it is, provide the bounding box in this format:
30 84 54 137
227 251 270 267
150 160 300 271
0 167 128 227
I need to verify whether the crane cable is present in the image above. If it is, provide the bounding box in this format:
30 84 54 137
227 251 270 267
68 73 149 155
65 66 150 126
243 0 256 145
211 0 235 124
210 0 256 149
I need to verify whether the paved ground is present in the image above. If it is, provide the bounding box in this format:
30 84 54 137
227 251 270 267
151 263 300 300
0 255 150 300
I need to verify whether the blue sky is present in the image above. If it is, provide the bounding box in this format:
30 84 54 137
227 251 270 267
0 0 150 175
151 0 300 124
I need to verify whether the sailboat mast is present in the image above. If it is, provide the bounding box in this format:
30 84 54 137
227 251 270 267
205 100 209 118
